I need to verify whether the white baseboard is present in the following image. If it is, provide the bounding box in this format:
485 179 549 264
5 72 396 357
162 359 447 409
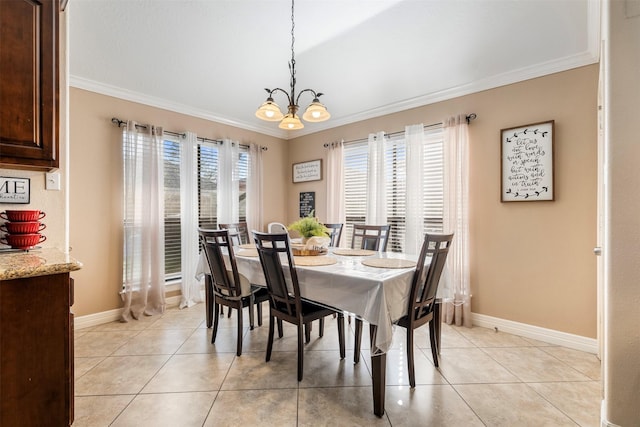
471 312 598 354
74 295 182 330
600 400 621 427
75 301 597 354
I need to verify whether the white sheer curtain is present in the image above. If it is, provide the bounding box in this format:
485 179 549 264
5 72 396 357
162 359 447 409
326 141 345 244
366 131 387 225
121 121 166 321
179 132 203 309
442 115 472 327
247 143 264 233
404 124 425 255
217 139 240 224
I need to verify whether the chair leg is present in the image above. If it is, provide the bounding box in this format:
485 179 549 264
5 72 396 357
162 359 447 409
248 295 255 330
205 275 213 328
277 319 284 338
236 304 243 357
407 327 416 388
212 301 220 344
297 324 304 381
337 314 345 359
266 314 275 362
304 322 311 343
354 318 363 364
319 318 325 338
257 301 263 327
434 300 442 354
429 320 439 367
227 307 232 318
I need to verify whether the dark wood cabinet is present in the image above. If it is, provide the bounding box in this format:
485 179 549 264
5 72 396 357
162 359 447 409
0 0 59 170
0 273 74 426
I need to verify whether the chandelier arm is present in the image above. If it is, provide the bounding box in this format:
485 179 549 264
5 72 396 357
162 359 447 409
268 87 293 106
295 88 320 106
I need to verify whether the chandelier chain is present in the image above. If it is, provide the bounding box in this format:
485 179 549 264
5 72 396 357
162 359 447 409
289 0 296 102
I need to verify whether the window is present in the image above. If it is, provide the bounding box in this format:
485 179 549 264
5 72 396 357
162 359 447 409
343 128 444 252
163 137 248 280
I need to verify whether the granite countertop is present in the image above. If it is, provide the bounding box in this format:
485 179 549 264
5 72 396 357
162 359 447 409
0 248 82 280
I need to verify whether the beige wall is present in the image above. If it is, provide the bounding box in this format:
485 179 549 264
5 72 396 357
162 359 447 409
68 88 289 316
288 65 598 338
69 65 597 338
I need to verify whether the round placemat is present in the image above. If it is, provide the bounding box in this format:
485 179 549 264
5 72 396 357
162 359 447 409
294 256 337 266
238 243 254 249
236 248 258 257
361 258 416 269
332 248 377 256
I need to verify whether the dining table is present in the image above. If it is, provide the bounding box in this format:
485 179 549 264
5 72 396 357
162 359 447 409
196 245 440 417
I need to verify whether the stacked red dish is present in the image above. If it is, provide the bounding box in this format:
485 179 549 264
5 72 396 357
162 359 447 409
0 210 47 250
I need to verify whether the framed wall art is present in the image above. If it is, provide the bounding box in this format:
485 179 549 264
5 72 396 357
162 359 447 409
292 159 322 183
0 176 30 204
501 120 554 202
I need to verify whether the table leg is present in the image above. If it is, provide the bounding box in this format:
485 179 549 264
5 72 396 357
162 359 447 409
369 324 386 417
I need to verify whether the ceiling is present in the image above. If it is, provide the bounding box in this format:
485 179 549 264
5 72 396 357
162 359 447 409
68 0 599 139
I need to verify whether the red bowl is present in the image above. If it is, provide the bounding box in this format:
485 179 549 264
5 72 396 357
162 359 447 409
0 233 46 250
0 210 46 222
0 221 46 234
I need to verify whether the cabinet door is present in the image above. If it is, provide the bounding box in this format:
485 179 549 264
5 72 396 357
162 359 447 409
0 0 59 170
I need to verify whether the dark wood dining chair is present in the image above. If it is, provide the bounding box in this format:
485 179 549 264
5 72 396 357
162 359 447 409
252 231 346 381
398 232 453 386
217 222 252 319
218 222 250 246
351 224 390 251
351 224 391 362
353 232 453 386
323 223 343 247
199 228 269 356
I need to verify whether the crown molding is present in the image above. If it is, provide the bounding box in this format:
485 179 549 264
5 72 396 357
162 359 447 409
69 76 288 139
70 47 598 141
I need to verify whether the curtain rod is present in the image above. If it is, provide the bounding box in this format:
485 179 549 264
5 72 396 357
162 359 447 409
323 113 477 147
111 117 268 150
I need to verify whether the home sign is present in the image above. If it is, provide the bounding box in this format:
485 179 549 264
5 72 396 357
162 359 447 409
0 177 30 204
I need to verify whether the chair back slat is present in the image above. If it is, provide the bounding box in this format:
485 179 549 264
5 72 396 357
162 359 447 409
219 222 250 246
199 228 243 298
323 223 343 247
253 231 301 318
351 224 390 251
409 233 454 321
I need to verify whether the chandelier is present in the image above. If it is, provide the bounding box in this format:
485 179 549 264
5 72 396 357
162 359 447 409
255 0 330 130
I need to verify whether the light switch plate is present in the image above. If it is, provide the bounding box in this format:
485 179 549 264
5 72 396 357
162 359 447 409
45 172 61 191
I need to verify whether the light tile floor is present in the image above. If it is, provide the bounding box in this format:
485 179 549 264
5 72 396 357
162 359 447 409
73 305 602 426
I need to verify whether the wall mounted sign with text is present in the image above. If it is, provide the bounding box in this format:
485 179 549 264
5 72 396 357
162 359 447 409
299 191 315 218
501 120 554 202
0 177 30 204
293 159 322 183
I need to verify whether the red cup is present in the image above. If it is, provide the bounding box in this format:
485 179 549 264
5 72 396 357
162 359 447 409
0 233 46 250
0 221 46 234
0 210 46 222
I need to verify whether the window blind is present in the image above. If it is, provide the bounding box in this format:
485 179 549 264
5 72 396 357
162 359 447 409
154 139 250 282
163 138 182 278
343 127 444 252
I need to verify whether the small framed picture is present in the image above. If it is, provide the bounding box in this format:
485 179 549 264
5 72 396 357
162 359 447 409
292 159 322 183
501 120 554 202
0 177 30 204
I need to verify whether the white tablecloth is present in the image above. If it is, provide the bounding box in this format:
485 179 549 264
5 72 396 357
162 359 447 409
196 249 417 354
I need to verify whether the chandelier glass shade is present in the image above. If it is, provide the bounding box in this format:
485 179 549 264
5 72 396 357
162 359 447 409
255 0 330 130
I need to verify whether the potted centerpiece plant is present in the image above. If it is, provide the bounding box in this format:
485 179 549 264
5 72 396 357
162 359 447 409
288 212 329 243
